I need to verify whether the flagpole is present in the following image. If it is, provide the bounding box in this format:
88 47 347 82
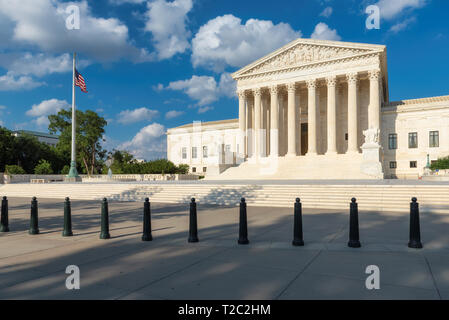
67 52 79 180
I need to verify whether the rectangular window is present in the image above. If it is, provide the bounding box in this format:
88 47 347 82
410 161 417 168
203 167 207 173
192 147 197 159
203 146 208 158
408 132 418 149
345 133 348 141
182 147 187 159
192 167 196 173
225 145 231 153
389 161 397 169
429 131 439 148
388 134 397 150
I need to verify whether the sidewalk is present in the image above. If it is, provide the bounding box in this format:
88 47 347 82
0 197 448 299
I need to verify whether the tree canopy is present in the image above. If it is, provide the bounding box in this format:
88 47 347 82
49 109 107 175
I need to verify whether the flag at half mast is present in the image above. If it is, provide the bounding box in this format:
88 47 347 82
74 69 88 93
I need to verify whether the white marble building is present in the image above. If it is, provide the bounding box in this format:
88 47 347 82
167 38 449 179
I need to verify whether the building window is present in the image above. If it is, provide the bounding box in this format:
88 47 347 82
429 131 439 148
192 167 196 173
408 132 418 149
203 146 208 158
225 145 231 153
389 161 397 169
345 133 348 141
410 161 417 168
192 147 197 159
203 167 207 173
388 134 397 150
182 147 187 159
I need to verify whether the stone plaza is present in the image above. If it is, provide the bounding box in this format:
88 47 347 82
1 196 449 300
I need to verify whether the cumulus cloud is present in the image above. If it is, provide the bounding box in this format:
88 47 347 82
311 22 341 41
197 106 213 114
0 72 45 91
320 7 333 18
25 98 70 128
144 0 193 60
0 0 152 62
375 0 427 20
109 0 145 4
26 99 70 117
116 107 159 124
165 110 185 119
165 73 236 106
0 53 89 77
389 16 417 33
191 14 302 72
119 123 166 160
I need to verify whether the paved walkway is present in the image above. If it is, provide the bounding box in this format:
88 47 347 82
0 197 449 300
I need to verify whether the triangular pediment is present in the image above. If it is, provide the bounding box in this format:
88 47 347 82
232 38 385 78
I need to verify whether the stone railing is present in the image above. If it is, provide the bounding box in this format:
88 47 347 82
2 174 199 184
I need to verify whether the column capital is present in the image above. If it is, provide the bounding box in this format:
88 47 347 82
306 79 317 90
269 85 279 96
368 70 381 81
346 72 358 85
253 87 262 97
287 83 296 93
326 76 337 87
237 90 246 99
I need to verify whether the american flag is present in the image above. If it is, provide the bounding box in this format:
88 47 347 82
74 69 88 93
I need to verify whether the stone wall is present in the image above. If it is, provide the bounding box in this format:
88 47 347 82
2 174 199 184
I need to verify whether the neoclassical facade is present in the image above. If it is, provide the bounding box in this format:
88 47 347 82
167 38 449 179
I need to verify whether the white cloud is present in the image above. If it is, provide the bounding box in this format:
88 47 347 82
119 123 166 160
166 73 236 106
25 98 70 129
311 22 341 41
191 14 302 72
0 0 152 62
0 53 89 77
144 0 193 60
117 107 159 124
197 106 213 114
320 6 333 18
26 99 70 117
375 0 427 20
0 72 45 91
109 0 145 4
165 110 185 119
389 16 417 33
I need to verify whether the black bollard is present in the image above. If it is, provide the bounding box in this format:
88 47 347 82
188 198 199 243
29 197 39 235
0 196 9 232
408 197 423 249
348 198 361 248
100 198 111 239
238 198 249 245
62 197 73 237
292 198 304 246
142 198 153 241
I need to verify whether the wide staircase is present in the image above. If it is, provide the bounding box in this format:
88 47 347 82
1 182 449 213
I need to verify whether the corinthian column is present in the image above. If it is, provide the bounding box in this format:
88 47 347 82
253 88 262 158
347 72 359 153
287 83 297 157
326 76 337 155
238 90 247 159
306 79 317 155
269 85 279 157
368 70 381 131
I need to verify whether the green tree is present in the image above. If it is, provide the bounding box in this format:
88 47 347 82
0 127 15 172
34 160 54 174
430 156 449 170
49 109 107 176
5 165 26 174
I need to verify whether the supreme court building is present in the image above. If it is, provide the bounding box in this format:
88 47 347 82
167 38 449 180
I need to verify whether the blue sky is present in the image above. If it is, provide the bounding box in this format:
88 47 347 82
0 0 448 159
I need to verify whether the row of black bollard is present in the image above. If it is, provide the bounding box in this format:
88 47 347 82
0 195 423 250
